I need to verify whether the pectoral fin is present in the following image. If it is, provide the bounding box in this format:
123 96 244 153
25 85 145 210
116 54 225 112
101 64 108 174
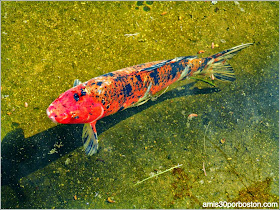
82 121 98 156
131 82 152 107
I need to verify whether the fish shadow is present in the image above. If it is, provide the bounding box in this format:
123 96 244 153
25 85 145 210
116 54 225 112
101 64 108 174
1 81 220 201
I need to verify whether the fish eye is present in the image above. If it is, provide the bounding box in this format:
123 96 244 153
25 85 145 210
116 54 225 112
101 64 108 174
74 93 79 102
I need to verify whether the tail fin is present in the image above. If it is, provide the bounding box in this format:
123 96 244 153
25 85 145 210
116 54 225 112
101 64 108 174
194 43 253 82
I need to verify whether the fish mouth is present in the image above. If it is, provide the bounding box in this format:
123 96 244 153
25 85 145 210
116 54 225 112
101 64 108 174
46 104 71 124
46 106 57 123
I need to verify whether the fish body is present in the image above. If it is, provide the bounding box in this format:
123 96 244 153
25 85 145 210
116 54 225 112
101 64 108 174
47 43 253 155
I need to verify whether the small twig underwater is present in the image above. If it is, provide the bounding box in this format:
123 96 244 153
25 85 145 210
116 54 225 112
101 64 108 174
204 122 211 154
134 164 183 186
202 162 207 176
202 122 210 176
124 32 139 37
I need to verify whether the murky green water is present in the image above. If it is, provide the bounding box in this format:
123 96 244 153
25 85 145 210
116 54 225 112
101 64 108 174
1 1 279 209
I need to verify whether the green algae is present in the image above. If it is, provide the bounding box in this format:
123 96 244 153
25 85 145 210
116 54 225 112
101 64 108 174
1 1 279 209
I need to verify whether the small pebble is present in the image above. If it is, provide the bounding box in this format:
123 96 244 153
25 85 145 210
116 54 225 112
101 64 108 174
107 197 115 203
188 113 198 120
197 50 205 54
220 138 226 144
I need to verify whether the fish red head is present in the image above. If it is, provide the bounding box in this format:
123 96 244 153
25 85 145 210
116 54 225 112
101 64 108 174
46 84 104 124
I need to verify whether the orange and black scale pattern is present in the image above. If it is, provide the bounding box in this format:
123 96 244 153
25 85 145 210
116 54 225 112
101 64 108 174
75 55 209 118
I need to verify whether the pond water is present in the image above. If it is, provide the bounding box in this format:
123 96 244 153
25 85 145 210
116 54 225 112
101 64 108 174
1 1 279 209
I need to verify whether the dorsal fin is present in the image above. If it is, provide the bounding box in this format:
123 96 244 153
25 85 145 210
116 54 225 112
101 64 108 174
73 79 82 87
140 56 196 72
140 59 173 72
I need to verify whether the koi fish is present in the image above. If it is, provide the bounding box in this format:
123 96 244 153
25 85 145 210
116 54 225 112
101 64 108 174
46 43 253 155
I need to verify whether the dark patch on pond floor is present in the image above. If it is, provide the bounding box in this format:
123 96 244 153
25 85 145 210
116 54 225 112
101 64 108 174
231 178 279 208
